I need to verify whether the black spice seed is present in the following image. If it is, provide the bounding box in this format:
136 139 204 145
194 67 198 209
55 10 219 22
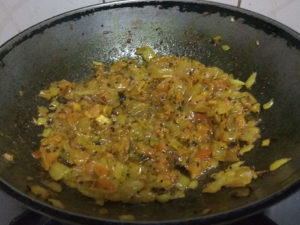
118 92 126 104
57 96 68 104
93 140 101 145
47 119 53 125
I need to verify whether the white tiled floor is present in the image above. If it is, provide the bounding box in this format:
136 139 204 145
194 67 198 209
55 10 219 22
0 0 102 44
240 0 299 30
0 0 299 45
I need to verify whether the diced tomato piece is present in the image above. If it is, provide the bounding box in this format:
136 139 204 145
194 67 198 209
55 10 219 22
32 150 41 159
195 149 212 159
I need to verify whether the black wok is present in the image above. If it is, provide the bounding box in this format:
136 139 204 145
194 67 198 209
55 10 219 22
0 1 299 224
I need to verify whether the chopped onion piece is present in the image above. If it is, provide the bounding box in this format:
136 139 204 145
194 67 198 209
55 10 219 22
119 214 135 221
42 180 62 192
48 198 65 209
222 45 230 51
263 99 274 110
203 162 257 193
49 162 70 181
95 115 112 126
36 118 47 126
136 46 156 62
30 185 50 200
188 180 198 189
230 187 251 198
261 139 270 147
202 208 211 215
93 61 104 66
269 158 291 171
245 72 257 89
230 79 245 86
212 35 222 44
239 144 254 155
2 153 14 162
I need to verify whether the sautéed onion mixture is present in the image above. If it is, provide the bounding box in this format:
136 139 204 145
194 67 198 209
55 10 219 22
34 46 262 204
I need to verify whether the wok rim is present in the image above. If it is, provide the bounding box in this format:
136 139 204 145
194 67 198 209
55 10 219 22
0 0 299 224
1 177 300 224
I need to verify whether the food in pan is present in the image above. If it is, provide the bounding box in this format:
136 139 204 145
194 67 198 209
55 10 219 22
32 46 282 205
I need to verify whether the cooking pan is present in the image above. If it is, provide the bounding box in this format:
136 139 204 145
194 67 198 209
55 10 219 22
0 1 299 224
